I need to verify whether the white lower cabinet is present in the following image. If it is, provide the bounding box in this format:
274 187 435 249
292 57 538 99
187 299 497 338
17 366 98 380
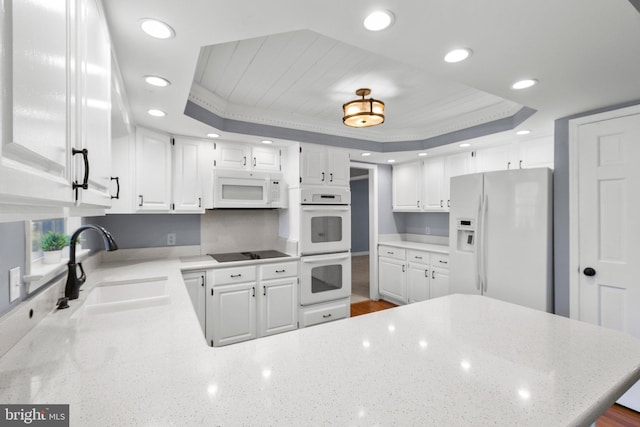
298 298 350 328
378 244 449 305
205 262 298 347
182 271 206 335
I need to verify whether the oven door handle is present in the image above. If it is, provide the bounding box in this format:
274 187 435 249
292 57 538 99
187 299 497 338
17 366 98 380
301 207 349 212
301 253 351 263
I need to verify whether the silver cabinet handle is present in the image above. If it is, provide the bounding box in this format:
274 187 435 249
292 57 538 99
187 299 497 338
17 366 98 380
275 269 286 273
330 173 333 182
252 286 255 297
432 270 435 279
387 251 394 255
321 172 325 182
425 269 428 277
417 201 420 208
230 274 242 278
201 276 205 287
440 200 443 208
447 200 450 208
323 314 332 318
198 197 202 208
414 256 422 259
263 286 266 296
402 264 405 272
138 195 144 207
253 157 257 167
439 260 448 264
243 156 247 166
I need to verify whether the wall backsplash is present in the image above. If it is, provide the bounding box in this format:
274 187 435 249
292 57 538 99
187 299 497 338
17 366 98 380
0 221 27 317
201 209 281 254
402 212 449 237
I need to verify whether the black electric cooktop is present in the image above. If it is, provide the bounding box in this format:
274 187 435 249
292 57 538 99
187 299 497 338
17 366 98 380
208 250 290 263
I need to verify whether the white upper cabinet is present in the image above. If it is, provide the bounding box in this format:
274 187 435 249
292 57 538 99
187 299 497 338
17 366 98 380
0 0 113 217
392 161 422 211
172 137 211 213
422 156 445 211
516 137 554 169
443 152 474 209
214 141 281 172
109 135 134 213
73 0 112 208
299 144 350 187
475 136 553 172
475 144 512 173
135 127 172 212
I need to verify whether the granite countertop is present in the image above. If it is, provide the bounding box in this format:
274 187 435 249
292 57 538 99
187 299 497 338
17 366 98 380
1 259 639 426
378 240 450 254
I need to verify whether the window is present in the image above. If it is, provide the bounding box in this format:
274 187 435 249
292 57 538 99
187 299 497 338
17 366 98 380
31 218 66 262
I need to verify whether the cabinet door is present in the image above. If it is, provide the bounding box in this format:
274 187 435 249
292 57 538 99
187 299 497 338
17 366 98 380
516 137 554 169
172 138 204 213
258 278 298 337
422 156 444 210
392 161 421 211
215 141 250 170
475 145 512 173
1 0 73 206
73 0 111 208
378 257 407 303
407 263 430 303
300 144 327 185
135 127 171 212
183 271 206 334
207 282 257 347
443 152 473 209
327 148 350 187
430 267 450 299
108 135 134 213
251 146 280 172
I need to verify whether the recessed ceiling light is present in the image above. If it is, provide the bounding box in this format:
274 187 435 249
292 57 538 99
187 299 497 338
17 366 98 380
261 140 273 144
512 79 538 90
147 109 166 117
361 152 371 157
418 152 428 157
516 130 531 135
363 10 395 31
387 159 396 163
139 18 175 39
144 75 170 87
444 48 472 63
459 143 471 148
207 133 220 138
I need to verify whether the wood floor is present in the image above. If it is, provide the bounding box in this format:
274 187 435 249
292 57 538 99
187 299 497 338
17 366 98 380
349 298 640 426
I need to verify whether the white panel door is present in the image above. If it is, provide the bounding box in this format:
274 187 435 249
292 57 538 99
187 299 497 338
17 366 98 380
423 156 444 210
516 137 554 169
407 263 429 303
208 282 257 347
443 152 473 209
108 135 134 213
326 149 350 187
215 141 250 170
74 0 111 208
378 257 406 303
251 146 280 172
475 145 511 172
300 144 327 185
576 113 640 411
430 267 450 299
135 127 171 212
392 161 421 211
172 138 203 213
258 278 298 337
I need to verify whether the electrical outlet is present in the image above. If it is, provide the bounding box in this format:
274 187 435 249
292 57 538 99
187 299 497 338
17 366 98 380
9 267 21 302
167 233 176 246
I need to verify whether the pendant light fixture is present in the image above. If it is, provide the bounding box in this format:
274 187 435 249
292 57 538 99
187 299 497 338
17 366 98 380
342 88 385 128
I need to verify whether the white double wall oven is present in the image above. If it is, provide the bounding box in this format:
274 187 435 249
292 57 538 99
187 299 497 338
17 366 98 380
299 187 351 307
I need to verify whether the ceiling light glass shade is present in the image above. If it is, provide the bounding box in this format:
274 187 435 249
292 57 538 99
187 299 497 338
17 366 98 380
444 48 472 63
144 75 170 87
512 79 538 90
343 88 385 128
140 19 175 39
363 10 395 31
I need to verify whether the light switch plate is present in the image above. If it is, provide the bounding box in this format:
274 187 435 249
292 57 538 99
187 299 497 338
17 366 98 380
9 267 21 302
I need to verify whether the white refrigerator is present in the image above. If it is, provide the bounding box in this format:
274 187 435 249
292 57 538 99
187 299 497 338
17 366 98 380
448 168 553 312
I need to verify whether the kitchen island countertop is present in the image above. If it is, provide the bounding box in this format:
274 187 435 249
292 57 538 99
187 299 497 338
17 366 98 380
1 258 639 426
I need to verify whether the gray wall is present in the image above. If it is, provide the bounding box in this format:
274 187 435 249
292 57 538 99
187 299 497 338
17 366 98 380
350 178 369 253
403 212 449 236
83 214 201 250
553 99 640 317
0 222 27 316
377 164 404 234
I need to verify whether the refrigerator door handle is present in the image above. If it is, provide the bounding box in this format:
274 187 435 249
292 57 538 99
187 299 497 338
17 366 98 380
476 195 484 291
482 194 489 292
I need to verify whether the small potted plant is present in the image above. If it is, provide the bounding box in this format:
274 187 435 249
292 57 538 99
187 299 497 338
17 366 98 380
41 231 69 264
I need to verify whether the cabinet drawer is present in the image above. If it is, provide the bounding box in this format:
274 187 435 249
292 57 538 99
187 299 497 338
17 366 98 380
431 253 450 269
299 299 349 328
213 266 256 286
260 261 298 280
378 245 406 260
407 250 430 264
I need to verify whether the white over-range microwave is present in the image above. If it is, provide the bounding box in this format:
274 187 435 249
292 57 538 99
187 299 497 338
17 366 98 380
213 170 286 209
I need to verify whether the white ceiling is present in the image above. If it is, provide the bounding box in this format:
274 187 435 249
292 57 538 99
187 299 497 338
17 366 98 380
103 0 640 161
